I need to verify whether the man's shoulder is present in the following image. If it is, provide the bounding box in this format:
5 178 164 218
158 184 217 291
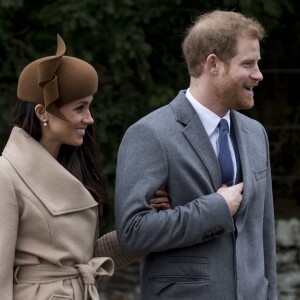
231 110 271 147
139 104 171 123
232 110 265 131
135 90 187 126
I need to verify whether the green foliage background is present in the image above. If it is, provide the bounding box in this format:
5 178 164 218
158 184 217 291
1 0 300 223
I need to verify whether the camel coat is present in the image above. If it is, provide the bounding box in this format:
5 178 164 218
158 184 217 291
0 127 137 300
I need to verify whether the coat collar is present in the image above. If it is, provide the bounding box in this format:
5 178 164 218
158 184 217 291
2 127 98 215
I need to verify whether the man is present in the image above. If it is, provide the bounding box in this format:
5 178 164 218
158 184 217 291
115 10 277 300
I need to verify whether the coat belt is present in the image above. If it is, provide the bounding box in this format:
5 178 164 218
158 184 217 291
13 257 114 300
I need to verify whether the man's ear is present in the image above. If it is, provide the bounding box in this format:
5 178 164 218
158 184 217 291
34 104 47 121
205 54 221 75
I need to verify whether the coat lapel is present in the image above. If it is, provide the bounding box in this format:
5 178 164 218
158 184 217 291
3 127 98 215
170 91 221 191
170 93 254 231
230 111 253 229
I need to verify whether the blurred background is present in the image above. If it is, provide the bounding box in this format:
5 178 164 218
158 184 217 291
0 0 299 299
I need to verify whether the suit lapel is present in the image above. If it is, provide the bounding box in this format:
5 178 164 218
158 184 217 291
170 91 221 190
230 111 253 228
170 94 253 230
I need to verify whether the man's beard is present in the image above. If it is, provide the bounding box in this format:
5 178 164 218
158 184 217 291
214 74 255 111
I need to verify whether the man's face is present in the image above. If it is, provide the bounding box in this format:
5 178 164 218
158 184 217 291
214 37 263 111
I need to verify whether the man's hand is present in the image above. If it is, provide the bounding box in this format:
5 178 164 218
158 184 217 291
217 182 244 216
149 189 171 210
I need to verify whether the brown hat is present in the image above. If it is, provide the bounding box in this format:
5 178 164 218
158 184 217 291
17 34 98 121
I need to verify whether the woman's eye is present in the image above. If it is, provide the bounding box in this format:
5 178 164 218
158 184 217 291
75 106 84 112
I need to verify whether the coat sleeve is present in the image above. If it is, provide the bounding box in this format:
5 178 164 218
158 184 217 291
0 159 19 300
115 122 235 255
94 230 143 270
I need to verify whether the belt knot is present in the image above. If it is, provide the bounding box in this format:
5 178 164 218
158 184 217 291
75 257 114 300
75 263 96 285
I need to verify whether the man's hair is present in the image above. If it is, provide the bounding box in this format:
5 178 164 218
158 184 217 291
182 10 265 77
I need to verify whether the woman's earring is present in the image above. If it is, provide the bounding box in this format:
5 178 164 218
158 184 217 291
43 119 48 127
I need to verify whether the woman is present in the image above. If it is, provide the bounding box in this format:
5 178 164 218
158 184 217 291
0 35 170 300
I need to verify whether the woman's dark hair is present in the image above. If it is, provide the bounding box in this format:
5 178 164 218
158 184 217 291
11 100 110 225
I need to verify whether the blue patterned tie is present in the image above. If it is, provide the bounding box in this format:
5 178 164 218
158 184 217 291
218 119 234 186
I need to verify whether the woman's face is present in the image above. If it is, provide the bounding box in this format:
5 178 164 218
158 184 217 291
39 95 94 157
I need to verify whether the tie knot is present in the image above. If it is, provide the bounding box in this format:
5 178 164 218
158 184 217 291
218 119 229 132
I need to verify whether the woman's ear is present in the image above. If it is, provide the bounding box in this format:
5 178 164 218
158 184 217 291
34 104 48 126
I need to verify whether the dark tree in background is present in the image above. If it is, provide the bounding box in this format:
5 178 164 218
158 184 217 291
0 0 300 225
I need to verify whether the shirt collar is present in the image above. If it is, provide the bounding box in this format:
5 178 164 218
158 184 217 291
186 88 231 136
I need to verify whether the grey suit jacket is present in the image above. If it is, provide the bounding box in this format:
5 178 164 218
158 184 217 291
115 90 277 300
